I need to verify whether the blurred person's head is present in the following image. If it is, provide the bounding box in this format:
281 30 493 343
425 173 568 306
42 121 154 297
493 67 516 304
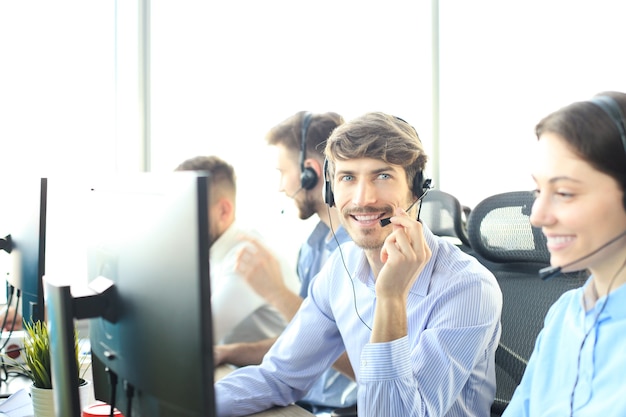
265 111 344 220
176 155 237 246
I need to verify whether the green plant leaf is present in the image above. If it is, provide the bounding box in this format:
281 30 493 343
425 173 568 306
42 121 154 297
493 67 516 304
5 320 85 389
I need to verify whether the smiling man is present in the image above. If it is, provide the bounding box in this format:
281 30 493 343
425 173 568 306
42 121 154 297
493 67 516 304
214 112 502 417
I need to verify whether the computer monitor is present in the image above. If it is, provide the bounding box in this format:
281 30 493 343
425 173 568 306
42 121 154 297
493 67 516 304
45 171 215 417
0 177 48 326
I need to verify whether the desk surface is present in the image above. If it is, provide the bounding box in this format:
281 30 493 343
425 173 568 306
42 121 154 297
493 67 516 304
0 360 312 416
1 368 313 417
215 365 313 417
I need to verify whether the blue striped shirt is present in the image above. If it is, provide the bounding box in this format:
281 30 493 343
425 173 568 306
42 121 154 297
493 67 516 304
215 225 502 417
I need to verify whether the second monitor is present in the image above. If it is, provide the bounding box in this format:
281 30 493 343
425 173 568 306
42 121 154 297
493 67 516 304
46 171 215 417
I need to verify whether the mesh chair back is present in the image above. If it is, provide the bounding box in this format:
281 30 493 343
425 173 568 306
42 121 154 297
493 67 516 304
466 191 586 415
420 189 471 249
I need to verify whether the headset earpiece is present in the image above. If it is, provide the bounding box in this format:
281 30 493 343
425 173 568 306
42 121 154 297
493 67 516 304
394 115 431 201
299 112 319 191
589 96 626 210
412 170 431 200
323 158 334 207
301 167 318 191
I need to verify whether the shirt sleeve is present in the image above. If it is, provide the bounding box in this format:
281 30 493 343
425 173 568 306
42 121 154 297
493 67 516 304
211 242 268 344
214 294 346 417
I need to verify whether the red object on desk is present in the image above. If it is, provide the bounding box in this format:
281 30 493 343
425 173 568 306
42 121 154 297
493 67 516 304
82 401 125 417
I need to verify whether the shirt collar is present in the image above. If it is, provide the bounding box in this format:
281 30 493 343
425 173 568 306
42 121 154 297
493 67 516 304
210 222 239 260
306 221 350 252
580 276 626 321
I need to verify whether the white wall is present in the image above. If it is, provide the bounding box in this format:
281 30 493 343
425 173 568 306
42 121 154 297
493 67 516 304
438 0 626 208
0 2 115 290
148 0 434 262
2 0 626 280
0 2 116 177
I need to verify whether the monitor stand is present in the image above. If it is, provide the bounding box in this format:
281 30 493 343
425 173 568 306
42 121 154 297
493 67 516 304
45 275 117 417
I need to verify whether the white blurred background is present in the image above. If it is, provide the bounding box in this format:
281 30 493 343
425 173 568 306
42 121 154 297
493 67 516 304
1 0 625 286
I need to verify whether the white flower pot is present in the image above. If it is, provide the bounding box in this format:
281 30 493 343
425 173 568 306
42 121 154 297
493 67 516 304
30 380 94 417
30 385 55 417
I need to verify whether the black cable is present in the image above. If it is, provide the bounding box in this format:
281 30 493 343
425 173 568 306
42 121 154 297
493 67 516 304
327 207 372 331
569 255 626 417
0 292 27 397
106 367 118 417
124 381 134 417
6 290 20 335
0 287 16 337
416 190 429 222
0 357 8 387
1 289 20 356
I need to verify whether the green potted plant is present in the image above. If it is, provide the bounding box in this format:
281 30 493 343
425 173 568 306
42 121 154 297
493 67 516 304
5 320 91 417
23 320 87 388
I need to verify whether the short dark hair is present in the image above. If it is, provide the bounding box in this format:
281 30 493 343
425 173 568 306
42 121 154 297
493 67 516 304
535 91 626 193
265 111 344 161
175 155 236 201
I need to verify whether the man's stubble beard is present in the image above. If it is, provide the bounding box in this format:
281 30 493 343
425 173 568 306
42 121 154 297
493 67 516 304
296 190 318 220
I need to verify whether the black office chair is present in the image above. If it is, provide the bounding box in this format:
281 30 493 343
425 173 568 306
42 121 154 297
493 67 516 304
420 189 472 251
330 405 357 417
466 191 586 416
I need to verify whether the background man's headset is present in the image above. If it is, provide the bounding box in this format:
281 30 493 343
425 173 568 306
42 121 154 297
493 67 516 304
299 112 319 191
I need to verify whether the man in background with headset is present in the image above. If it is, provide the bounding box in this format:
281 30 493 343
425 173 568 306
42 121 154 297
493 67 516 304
215 112 502 417
214 111 358 415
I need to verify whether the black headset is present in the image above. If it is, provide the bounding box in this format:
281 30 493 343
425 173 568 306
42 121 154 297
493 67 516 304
588 95 626 209
323 159 430 207
323 158 335 207
299 112 319 190
322 116 431 207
